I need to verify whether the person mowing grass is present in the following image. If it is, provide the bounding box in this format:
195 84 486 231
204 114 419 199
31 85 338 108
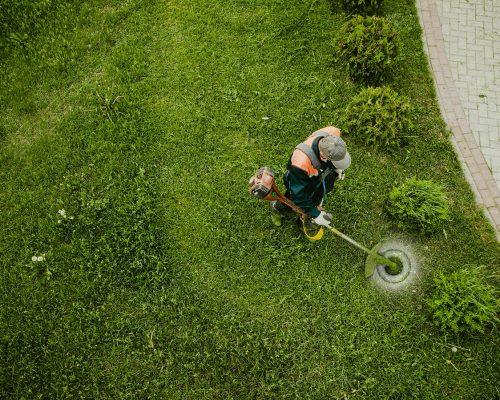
270 126 351 238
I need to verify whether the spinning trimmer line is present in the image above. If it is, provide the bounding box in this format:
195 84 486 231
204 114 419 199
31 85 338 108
249 167 401 278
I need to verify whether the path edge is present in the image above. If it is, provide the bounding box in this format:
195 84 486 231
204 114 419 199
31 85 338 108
415 0 500 241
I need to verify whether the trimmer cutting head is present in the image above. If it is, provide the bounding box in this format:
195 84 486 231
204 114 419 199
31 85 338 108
367 240 419 290
365 241 405 278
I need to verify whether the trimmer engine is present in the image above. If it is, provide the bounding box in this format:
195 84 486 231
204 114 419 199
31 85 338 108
248 167 276 200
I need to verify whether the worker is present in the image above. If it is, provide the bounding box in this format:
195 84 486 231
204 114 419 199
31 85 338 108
270 126 351 236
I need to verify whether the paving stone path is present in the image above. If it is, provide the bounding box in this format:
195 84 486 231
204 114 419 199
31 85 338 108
416 0 500 239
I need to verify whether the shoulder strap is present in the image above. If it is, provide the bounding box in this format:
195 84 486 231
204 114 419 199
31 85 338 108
294 132 328 170
295 143 321 170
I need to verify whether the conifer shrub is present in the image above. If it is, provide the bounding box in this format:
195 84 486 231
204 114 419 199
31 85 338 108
386 178 450 234
344 86 412 148
428 268 499 334
341 0 383 15
337 15 398 82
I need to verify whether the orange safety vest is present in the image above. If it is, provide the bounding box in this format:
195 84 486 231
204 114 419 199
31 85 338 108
291 129 340 177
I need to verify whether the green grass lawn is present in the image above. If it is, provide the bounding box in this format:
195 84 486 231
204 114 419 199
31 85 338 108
1 0 499 398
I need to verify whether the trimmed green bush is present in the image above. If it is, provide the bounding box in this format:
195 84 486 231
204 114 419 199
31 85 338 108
386 178 450 234
344 86 413 148
337 15 398 82
341 0 383 15
428 267 499 334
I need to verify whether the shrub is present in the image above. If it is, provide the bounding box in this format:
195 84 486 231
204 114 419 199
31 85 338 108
344 86 413 148
337 15 398 82
341 0 383 15
428 267 499 334
386 178 450 234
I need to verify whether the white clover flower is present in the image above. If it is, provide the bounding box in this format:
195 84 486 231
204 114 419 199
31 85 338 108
32 254 46 262
58 209 67 218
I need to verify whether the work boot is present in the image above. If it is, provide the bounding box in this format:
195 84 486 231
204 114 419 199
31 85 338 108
269 201 283 226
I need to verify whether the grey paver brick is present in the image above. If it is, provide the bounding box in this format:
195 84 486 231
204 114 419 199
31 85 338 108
479 134 491 148
460 144 473 159
489 184 500 199
473 174 488 191
488 110 500 120
480 189 496 207
466 135 479 152
465 157 480 174
472 148 486 162
490 207 500 226
478 104 488 117
458 118 470 133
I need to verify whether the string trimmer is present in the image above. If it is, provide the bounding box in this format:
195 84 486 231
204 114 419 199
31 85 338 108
249 167 401 278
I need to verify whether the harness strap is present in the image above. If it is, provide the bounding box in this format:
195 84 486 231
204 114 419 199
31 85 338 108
294 131 328 170
320 166 334 182
295 143 321 169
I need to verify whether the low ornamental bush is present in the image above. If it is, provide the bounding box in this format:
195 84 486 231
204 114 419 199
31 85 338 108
337 15 398 82
386 178 450 234
428 267 499 334
341 0 383 15
344 86 413 148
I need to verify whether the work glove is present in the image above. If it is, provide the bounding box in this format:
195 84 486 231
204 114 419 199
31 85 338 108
312 211 332 228
335 169 345 180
